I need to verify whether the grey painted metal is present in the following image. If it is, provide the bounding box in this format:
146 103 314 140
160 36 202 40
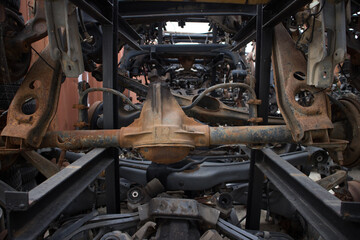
6 148 113 240
139 197 220 226
119 150 309 191
258 148 360 240
341 202 360 222
217 218 259 240
45 0 84 77
51 210 99 240
63 216 140 240
0 180 15 208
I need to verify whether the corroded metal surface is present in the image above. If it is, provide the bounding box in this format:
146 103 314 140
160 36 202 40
12 0 47 53
210 125 292 145
41 129 120 149
39 82 294 163
175 93 284 125
306 0 346 88
348 181 360 202
41 124 293 162
330 96 360 167
272 24 333 143
1 46 61 148
119 82 209 164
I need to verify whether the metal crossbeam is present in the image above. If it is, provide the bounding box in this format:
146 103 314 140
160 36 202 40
6 148 114 240
257 148 360 240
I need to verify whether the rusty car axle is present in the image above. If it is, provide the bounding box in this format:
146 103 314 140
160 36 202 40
40 82 293 164
41 126 292 151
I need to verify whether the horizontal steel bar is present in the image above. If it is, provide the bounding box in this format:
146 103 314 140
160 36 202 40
210 125 293 145
217 218 258 240
118 16 142 41
41 125 293 150
117 28 142 51
120 150 309 191
257 148 360 240
6 148 114 240
231 31 256 51
262 0 312 29
41 130 120 149
122 12 255 19
118 1 257 18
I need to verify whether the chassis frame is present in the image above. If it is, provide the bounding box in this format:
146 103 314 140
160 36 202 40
2 0 360 239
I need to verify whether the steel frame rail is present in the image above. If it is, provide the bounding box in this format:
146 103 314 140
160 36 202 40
5 148 116 240
256 148 360 240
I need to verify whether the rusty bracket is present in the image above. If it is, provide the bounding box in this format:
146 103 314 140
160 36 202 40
272 24 335 144
307 0 346 88
247 117 263 123
247 99 262 105
44 0 84 77
12 0 48 52
1 46 61 149
316 170 347 190
72 104 88 110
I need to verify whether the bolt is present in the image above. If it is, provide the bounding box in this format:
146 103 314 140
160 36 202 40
316 155 323 162
131 190 139 198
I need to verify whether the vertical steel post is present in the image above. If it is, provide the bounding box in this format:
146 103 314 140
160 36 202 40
246 3 272 230
212 24 218 43
158 22 164 44
103 0 120 214
257 28 273 125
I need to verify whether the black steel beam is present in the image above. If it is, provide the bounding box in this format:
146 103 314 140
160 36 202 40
0 180 15 208
231 0 311 50
118 16 142 41
245 5 265 230
140 43 229 53
123 12 255 19
102 0 121 214
341 202 360 222
119 1 256 18
6 148 114 240
245 150 263 230
262 0 312 29
71 0 142 50
164 33 212 43
258 148 360 240
117 29 142 51
257 31 273 124
120 150 310 191
70 0 111 25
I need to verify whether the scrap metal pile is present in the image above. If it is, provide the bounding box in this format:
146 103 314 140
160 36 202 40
0 0 360 239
